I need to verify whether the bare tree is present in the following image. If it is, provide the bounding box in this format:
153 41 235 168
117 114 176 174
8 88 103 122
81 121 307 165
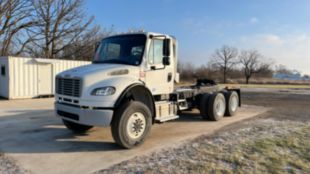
303 74 310 80
195 65 209 79
27 0 94 58
178 61 196 82
0 0 34 56
239 50 270 84
62 25 114 60
211 45 238 83
275 64 293 75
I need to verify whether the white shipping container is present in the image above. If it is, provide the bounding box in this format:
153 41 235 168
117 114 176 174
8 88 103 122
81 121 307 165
0 56 91 99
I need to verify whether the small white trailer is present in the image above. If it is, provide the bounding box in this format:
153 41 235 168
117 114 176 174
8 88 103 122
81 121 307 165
0 56 90 99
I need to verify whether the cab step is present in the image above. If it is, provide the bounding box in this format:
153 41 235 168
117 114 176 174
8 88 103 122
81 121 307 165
155 115 179 122
154 101 179 122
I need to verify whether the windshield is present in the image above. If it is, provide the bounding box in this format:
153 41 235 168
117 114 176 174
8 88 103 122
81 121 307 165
93 34 146 66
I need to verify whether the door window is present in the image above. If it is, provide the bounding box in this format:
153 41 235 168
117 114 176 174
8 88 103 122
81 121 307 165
1 65 5 76
148 39 163 65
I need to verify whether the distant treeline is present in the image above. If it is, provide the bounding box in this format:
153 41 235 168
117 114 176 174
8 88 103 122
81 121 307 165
178 60 273 84
178 45 308 84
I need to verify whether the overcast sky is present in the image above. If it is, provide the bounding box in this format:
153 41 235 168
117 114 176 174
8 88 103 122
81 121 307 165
85 0 310 75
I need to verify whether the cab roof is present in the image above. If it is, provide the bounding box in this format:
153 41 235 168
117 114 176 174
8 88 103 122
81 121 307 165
103 31 175 40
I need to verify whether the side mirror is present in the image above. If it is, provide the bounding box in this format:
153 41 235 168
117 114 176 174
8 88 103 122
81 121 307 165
95 42 100 52
163 57 170 65
163 38 171 56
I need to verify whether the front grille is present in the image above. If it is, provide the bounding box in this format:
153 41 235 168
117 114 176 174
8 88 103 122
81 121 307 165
56 77 81 97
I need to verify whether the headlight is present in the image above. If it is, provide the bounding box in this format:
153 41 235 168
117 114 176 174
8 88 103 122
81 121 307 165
91 86 116 96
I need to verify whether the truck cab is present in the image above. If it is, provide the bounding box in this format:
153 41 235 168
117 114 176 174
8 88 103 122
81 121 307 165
55 32 240 148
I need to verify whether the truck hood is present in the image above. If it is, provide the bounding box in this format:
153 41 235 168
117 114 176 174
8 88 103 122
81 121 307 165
57 63 140 80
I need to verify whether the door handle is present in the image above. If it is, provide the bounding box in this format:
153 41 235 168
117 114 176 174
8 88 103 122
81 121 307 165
167 72 172 82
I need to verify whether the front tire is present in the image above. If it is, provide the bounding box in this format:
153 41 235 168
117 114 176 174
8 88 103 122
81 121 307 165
62 119 93 134
111 101 152 149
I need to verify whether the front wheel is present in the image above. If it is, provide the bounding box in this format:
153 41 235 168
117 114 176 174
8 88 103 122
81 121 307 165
111 101 152 149
62 119 93 134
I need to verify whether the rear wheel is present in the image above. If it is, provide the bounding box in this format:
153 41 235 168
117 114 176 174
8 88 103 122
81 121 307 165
225 91 239 116
206 92 226 121
62 119 93 134
111 101 152 149
199 93 210 120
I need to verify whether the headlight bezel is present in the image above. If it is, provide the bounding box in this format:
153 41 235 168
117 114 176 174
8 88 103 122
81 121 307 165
91 86 116 96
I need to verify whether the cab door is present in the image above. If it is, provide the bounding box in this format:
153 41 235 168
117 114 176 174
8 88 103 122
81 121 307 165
144 38 174 95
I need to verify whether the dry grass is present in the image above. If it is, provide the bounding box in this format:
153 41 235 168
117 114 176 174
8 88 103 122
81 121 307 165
197 125 310 174
174 124 310 174
222 83 310 89
228 78 310 86
96 120 310 174
177 78 310 89
96 92 310 174
176 81 310 89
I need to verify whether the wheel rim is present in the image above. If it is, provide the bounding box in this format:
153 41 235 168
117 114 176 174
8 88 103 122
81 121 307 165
126 112 146 139
214 95 226 116
230 95 238 112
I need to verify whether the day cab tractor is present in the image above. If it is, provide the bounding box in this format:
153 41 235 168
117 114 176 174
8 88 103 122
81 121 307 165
54 32 241 149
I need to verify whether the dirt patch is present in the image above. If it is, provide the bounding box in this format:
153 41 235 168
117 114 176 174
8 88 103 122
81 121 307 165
0 153 30 174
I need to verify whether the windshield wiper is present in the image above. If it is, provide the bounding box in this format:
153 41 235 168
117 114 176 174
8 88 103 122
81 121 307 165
93 59 132 65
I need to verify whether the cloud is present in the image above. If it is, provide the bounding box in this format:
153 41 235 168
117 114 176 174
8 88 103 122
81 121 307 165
238 33 310 74
180 16 310 74
263 34 284 45
250 17 258 24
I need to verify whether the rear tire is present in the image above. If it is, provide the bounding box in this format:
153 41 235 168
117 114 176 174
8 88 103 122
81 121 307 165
199 93 210 120
207 92 226 121
225 91 239 116
111 101 152 149
62 119 93 134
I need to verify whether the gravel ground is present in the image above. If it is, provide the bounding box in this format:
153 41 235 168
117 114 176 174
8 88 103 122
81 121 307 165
0 153 30 174
95 118 309 174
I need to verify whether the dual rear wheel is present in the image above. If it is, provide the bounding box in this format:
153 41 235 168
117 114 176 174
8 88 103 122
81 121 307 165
199 91 239 121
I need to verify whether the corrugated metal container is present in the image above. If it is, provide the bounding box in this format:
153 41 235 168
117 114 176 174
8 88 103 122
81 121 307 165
0 56 91 99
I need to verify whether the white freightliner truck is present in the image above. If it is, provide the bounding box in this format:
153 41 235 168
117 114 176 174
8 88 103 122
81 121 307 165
55 32 241 148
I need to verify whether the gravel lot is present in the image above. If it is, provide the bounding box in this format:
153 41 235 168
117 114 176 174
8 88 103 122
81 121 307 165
0 153 30 174
0 97 267 174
